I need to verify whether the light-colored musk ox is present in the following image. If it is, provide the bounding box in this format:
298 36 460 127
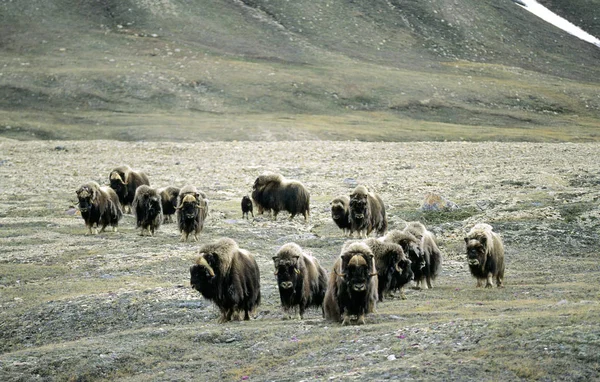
241 195 254 219
330 195 351 236
272 243 328 320
176 185 208 242
132 185 162 236
109 165 150 213
403 222 442 289
190 238 261 323
364 238 413 301
465 223 505 288
383 230 425 292
251 173 310 221
158 186 180 223
76 182 122 234
324 242 378 325
348 185 387 238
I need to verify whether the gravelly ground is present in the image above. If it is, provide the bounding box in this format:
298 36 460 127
1 139 599 381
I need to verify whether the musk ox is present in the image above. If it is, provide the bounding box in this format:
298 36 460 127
251 173 310 221
190 238 261 323
465 223 505 288
330 195 351 236
348 185 387 238
76 182 122 234
241 195 254 219
272 243 328 320
158 186 180 223
383 230 425 290
403 222 443 290
364 238 413 301
176 185 209 242
324 242 378 325
109 165 150 213
132 185 163 236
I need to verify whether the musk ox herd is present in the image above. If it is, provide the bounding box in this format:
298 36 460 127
75 168 506 325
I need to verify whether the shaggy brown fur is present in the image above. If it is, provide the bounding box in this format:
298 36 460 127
76 182 122 235
273 243 328 319
403 222 443 289
176 185 209 242
383 230 425 292
331 195 351 236
132 185 163 236
158 186 180 223
364 238 413 301
251 173 310 221
324 242 378 325
190 238 261 323
465 223 505 288
348 185 387 238
109 165 150 214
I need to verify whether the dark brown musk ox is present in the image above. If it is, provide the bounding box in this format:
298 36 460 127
132 185 163 236
383 230 425 292
251 173 310 221
176 185 209 242
190 238 261 323
272 243 328 320
364 238 413 301
76 182 122 235
348 185 387 238
324 242 378 325
403 222 443 290
158 186 180 223
109 165 150 214
241 195 254 219
465 223 505 288
330 195 351 236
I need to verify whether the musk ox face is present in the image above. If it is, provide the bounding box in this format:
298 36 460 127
179 194 200 219
76 187 95 213
190 254 218 295
343 254 374 292
109 172 126 195
273 255 301 291
331 202 347 221
349 197 368 220
465 236 487 266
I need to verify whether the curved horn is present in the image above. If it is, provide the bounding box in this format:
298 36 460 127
395 263 402 273
294 267 301 275
369 272 378 277
197 256 215 277
334 270 345 279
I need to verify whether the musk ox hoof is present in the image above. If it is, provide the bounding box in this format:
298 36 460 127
485 283 493 288
357 315 366 325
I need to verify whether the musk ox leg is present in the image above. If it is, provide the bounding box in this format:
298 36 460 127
357 314 366 325
342 313 351 326
485 274 494 288
426 276 434 290
476 278 483 288
400 287 407 300
281 307 292 320
243 309 251 321
496 274 504 288
180 232 188 242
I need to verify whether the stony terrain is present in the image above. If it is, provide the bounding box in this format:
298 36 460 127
1 138 599 381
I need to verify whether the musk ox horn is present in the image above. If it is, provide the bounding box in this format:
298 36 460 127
294 267 301 275
369 272 378 277
334 270 345 279
197 256 215 277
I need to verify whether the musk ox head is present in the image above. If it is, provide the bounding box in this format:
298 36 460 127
465 234 488 267
76 184 98 213
190 253 218 298
339 244 376 292
177 194 203 219
273 244 303 291
331 196 349 221
138 187 161 215
109 171 127 195
349 186 369 220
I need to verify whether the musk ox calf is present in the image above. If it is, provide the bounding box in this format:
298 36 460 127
331 195 351 236
132 185 163 236
324 242 378 325
109 165 150 213
465 223 505 288
176 185 209 242
158 186 180 223
251 173 310 221
190 238 261 323
241 195 254 219
76 182 122 234
273 243 328 320
348 185 387 238
403 222 443 290
364 238 413 301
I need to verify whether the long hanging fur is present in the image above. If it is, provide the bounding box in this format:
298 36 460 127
190 238 261 323
403 222 442 289
465 223 505 288
331 195 351 236
348 185 387 238
109 165 150 213
364 238 412 301
132 185 162 236
251 173 310 220
76 181 122 235
158 186 180 223
176 185 209 242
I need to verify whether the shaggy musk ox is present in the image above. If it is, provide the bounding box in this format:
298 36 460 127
324 242 378 325
76 182 122 234
176 185 209 242
158 186 180 223
241 195 254 219
109 165 150 213
465 223 505 288
272 243 328 320
403 222 443 289
364 238 413 301
132 185 163 236
190 238 261 323
348 186 387 238
251 173 310 220
383 230 425 291
330 195 351 236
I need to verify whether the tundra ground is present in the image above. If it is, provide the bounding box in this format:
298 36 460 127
1 139 599 381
